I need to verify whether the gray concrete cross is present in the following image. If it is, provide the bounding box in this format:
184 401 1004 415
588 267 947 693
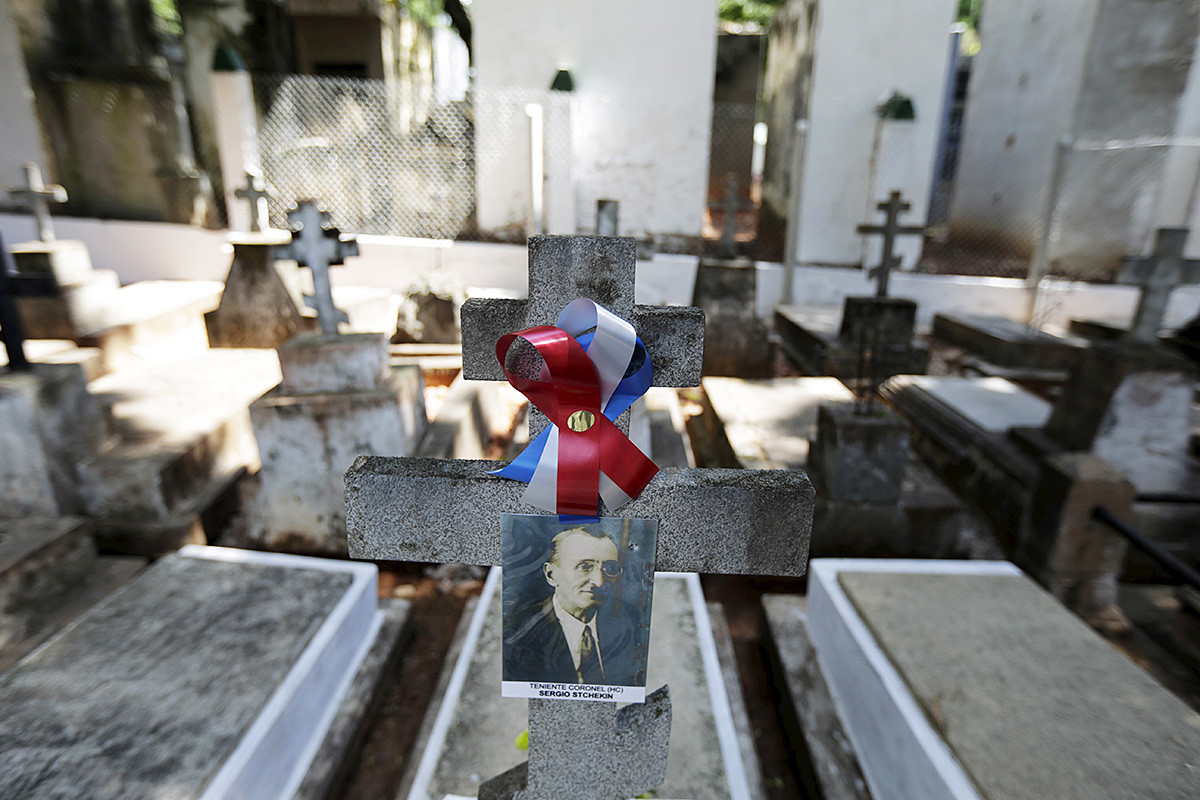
856 189 926 297
233 171 272 233
279 200 358 337
708 175 754 259
345 235 814 800
1119 227 1200 344
8 163 67 243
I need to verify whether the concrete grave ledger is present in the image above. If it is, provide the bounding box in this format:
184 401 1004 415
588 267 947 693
0 545 409 800
805 559 1200 800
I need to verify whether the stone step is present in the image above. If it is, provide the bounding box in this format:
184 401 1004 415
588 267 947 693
0 340 107 380
78 349 281 553
0 545 412 800
79 280 222 372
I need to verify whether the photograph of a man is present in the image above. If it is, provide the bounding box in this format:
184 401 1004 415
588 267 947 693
502 515 656 692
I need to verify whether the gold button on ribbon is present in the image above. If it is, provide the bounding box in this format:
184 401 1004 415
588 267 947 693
567 410 596 432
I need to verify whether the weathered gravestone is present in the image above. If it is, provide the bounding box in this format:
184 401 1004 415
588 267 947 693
708 175 754 260
5 163 116 340
248 203 426 555
775 190 929 382
0 545 411 800
205 174 308 349
765 559 1200 800
346 235 814 799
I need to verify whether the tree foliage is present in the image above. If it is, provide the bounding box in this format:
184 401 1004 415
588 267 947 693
718 0 786 26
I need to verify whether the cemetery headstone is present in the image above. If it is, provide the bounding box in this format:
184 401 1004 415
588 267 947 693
205 175 307 349
346 235 814 799
1043 228 1199 490
708 175 754 259
775 190 929 382
8 162 67 243
391 272 466 345
248 206 425 555
279 200 357 338
0 231 55 371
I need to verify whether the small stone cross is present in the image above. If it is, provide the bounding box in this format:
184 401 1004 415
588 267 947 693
8 163 67 243
233 171 272 233
0 231 57 372
279 200 358 337
856 189 925 297
345 235 814 800
708 175 754 259
1118 227 1200 344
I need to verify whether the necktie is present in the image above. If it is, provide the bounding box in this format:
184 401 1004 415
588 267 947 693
578 626 605 684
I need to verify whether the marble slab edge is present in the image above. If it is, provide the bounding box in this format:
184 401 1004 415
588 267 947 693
294 596 415 800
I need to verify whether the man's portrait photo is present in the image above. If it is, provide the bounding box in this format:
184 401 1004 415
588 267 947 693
501 514 657 693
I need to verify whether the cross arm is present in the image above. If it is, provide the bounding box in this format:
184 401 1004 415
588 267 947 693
345 456 813 576
856 224 926 236
460 299 705 387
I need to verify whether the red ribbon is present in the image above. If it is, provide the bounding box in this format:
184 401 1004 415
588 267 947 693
496 326 659 517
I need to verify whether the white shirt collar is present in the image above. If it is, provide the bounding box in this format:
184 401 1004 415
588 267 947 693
552 591 602 671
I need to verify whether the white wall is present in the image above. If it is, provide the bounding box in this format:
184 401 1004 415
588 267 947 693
794 0 958 268
949 0 1097 255
472 0 717 240
0 1 48 197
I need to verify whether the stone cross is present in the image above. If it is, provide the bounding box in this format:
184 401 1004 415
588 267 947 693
1119 227 1200 344
0 231 57 372
8 163 67 243
233 171 272 233
279 200 357 337
855 189 925 297
345 235 813 800
708 175 754 258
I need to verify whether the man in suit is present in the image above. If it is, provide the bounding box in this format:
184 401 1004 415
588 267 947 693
504 527 642 686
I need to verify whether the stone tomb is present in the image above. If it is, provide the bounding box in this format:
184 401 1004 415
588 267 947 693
0 545 411 800
698 376 965 559
399 570 764 800
249 333 426 555
764 559 1200 800
774 301 929 382
932 311 1086 383
691 257 776 378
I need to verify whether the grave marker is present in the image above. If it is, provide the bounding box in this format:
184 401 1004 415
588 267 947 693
346 235 813 800
233 171 272 233
708 175 754 259
279 200 357 337
0 231 56 372
1118 227 1200 344
595 199 619 237
855 189 925 298
7 163 67 243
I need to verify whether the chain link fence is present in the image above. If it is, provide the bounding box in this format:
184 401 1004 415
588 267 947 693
926 136 1200 284
254 73 474 239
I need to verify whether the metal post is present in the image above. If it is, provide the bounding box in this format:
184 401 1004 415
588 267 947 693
525 103 545 235
1026 137 1072 324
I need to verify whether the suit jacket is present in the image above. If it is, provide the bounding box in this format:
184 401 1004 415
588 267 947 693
504 596 643 686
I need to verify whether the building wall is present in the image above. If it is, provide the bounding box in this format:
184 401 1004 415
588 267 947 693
949 0 1200 273
471 0 718 240
792 0 957 269
760 0 816 222
0 0 47 191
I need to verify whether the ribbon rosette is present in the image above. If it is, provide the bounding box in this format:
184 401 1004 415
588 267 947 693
490 299 659 520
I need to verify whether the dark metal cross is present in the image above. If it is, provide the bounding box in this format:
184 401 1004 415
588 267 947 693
279 200 357 337
233 171 272 233
1118 227 1200 344
708 175 754 258
345 235 813 800
856 189 925 297
7 163 67 243
0 231 57 372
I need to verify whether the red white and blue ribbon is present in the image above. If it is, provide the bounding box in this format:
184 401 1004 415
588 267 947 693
490 299 658 521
